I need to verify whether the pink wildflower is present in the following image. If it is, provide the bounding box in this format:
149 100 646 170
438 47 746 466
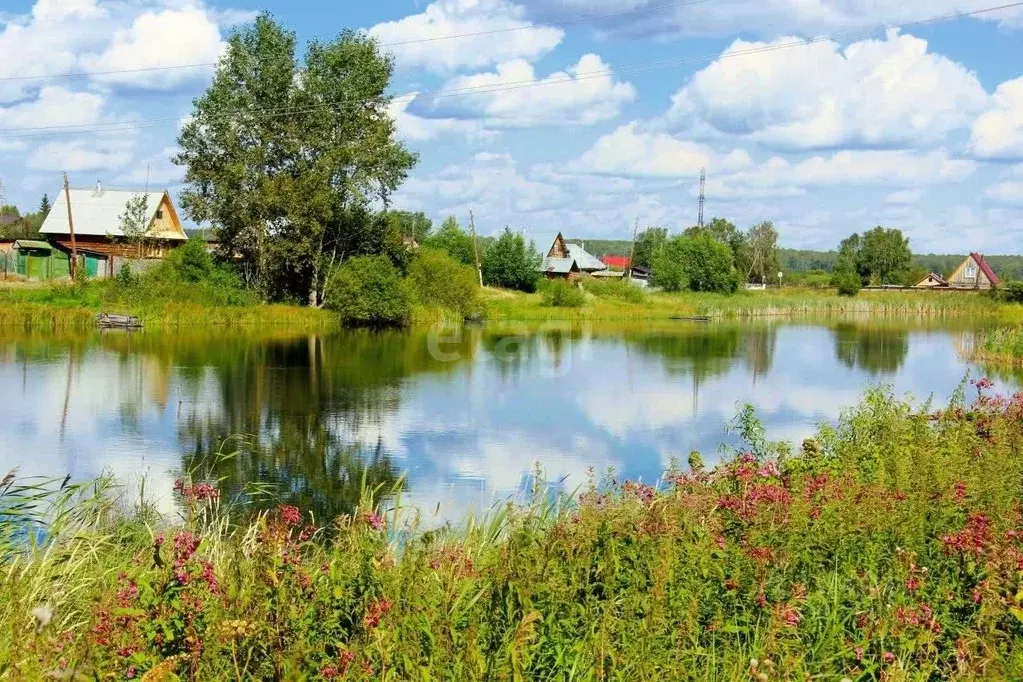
883 651 896 664
278 505 302 527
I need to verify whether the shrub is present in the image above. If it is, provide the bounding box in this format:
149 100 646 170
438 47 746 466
835 272 861 297
482 228 541 292
583 277 646 303
325 255 413 327
423 217 476 266
540 279 586 307
408 247 483 319
652 233 739 293
1003 281 1023 303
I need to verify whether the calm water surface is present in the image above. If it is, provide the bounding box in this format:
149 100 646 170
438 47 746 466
0 320 1014 521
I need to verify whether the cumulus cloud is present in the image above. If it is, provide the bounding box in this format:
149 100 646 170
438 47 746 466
568 122 752 177
970 77 1023 160
368 0 563 72
27 138 134 172
516 0 1023 39
662 30 988 150
885 189 926 204
387 95 496 142
416 54 635 127
0 86 106 129
985 165 1023 205
81 3 226 89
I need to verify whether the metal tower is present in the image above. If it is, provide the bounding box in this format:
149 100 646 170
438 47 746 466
697 167 706 229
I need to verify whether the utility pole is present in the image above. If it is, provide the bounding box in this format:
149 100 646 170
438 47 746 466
628 218 639 278
697 167 706 229
469 210 483 287
63 173 78 280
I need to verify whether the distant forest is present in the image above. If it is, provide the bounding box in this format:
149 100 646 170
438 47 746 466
568 239 1023 281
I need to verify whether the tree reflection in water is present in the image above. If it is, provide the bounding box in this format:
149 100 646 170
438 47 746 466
833 323 910 376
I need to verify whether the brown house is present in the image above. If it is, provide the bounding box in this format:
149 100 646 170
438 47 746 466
946 253 1000 290
39 184 187 277
542 233 607 280
914 272 948 288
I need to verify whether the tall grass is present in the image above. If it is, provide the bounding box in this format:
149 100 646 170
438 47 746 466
485 287 1011 322
4 384 1023 679
971 325 1023 364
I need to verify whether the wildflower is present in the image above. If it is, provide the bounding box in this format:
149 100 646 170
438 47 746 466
365 511 385 531
31 604 53 633
320 664 339 679
126 667 137 679
883 651 896 664
855 646 864 661
953 481 967 501
278 504 302 527
780 605 801 628
715 535 726 549
364 599 393 629
906 576 920 593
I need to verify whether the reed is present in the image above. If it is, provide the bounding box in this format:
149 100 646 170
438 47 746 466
4 383 1023 679
970 325 1023 365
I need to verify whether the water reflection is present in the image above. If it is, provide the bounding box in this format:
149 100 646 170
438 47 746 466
0 320 1007 523
833 323 910 375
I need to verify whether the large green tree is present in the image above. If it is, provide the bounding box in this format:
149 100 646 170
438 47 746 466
632 227 668 270
482 228 541 292
744 220 780 284
175 14 418 304
652 233 739 293
859 226 912 285
425 216 476 266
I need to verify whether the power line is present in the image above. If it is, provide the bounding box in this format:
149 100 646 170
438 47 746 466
1 1 1020 140
0 0 718 84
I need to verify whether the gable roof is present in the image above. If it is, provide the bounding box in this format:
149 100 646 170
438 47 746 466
915 272 947 286
542 257 579 274
40 188 186 240
969 253 999 286
564 242 607 272
600 255 632 269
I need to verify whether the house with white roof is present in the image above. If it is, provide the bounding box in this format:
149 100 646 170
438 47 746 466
542 233 607 280
39 183 187 277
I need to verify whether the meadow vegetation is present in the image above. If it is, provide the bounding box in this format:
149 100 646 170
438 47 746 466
5 383 1023 679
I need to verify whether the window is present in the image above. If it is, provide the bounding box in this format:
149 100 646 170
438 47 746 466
155 209 164 219
964 264 977 281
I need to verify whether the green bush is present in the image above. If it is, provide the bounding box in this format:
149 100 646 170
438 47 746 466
583 277 646 303
1003 281 1023 303
835 272 861 297
540 279 586 307
652 233 739 293
408 248 483 319
325 255 413 327
482 228 541 292
423 217 477 266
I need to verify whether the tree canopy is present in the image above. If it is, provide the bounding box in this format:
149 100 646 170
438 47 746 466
175 14 417 304
482 228 541 292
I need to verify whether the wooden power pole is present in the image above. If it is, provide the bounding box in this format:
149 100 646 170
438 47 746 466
469 210 483 287
63 173 78 280
628 218 639 278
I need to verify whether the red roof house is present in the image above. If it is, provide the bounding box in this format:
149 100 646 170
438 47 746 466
599 255 632 270
947 253 1000 289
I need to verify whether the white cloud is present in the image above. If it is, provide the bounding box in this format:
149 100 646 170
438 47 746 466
970 77 1023 160
368 0 563 72
115 146 184 186
0 86 106 130
568 122 752 177
419 54 635 127
885 189 926 204
985 165 1023 205
387 95 495 141
662 30 988 149
518 0 1023 38
81 4 225 88
27 139 133 172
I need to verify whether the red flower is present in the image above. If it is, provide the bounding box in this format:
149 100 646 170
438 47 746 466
365 512 385 531
278 505 302 527
364 599 393 629
883 651 896 664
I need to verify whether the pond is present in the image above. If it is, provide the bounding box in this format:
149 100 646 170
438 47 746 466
0 319 1015 522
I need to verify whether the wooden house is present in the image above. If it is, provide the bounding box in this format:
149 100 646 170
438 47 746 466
914 272 948 288
39 183 187 278
946 253 1000 290
542 233 607 280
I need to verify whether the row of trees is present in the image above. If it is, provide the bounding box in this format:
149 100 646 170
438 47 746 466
832 227 913 292
0 195 50 239
632 218 781 293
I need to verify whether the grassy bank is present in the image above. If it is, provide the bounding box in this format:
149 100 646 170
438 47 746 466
0 280 337 331
970 326 1023 365
485 286 1013 322
5 385 1023 679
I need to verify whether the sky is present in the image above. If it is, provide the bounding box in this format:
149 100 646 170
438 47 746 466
0 0 1022 253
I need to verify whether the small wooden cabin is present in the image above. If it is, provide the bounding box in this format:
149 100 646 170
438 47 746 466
542 233 607 280
947 253 1000 290
39 184 187 278
914 272 948 289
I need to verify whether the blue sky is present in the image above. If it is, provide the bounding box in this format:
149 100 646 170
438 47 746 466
1 0 1022 253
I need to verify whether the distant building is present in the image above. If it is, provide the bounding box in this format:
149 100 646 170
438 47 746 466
39 183 187 278
946 253 1000 290
542 233 607 279
914 272 949 288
